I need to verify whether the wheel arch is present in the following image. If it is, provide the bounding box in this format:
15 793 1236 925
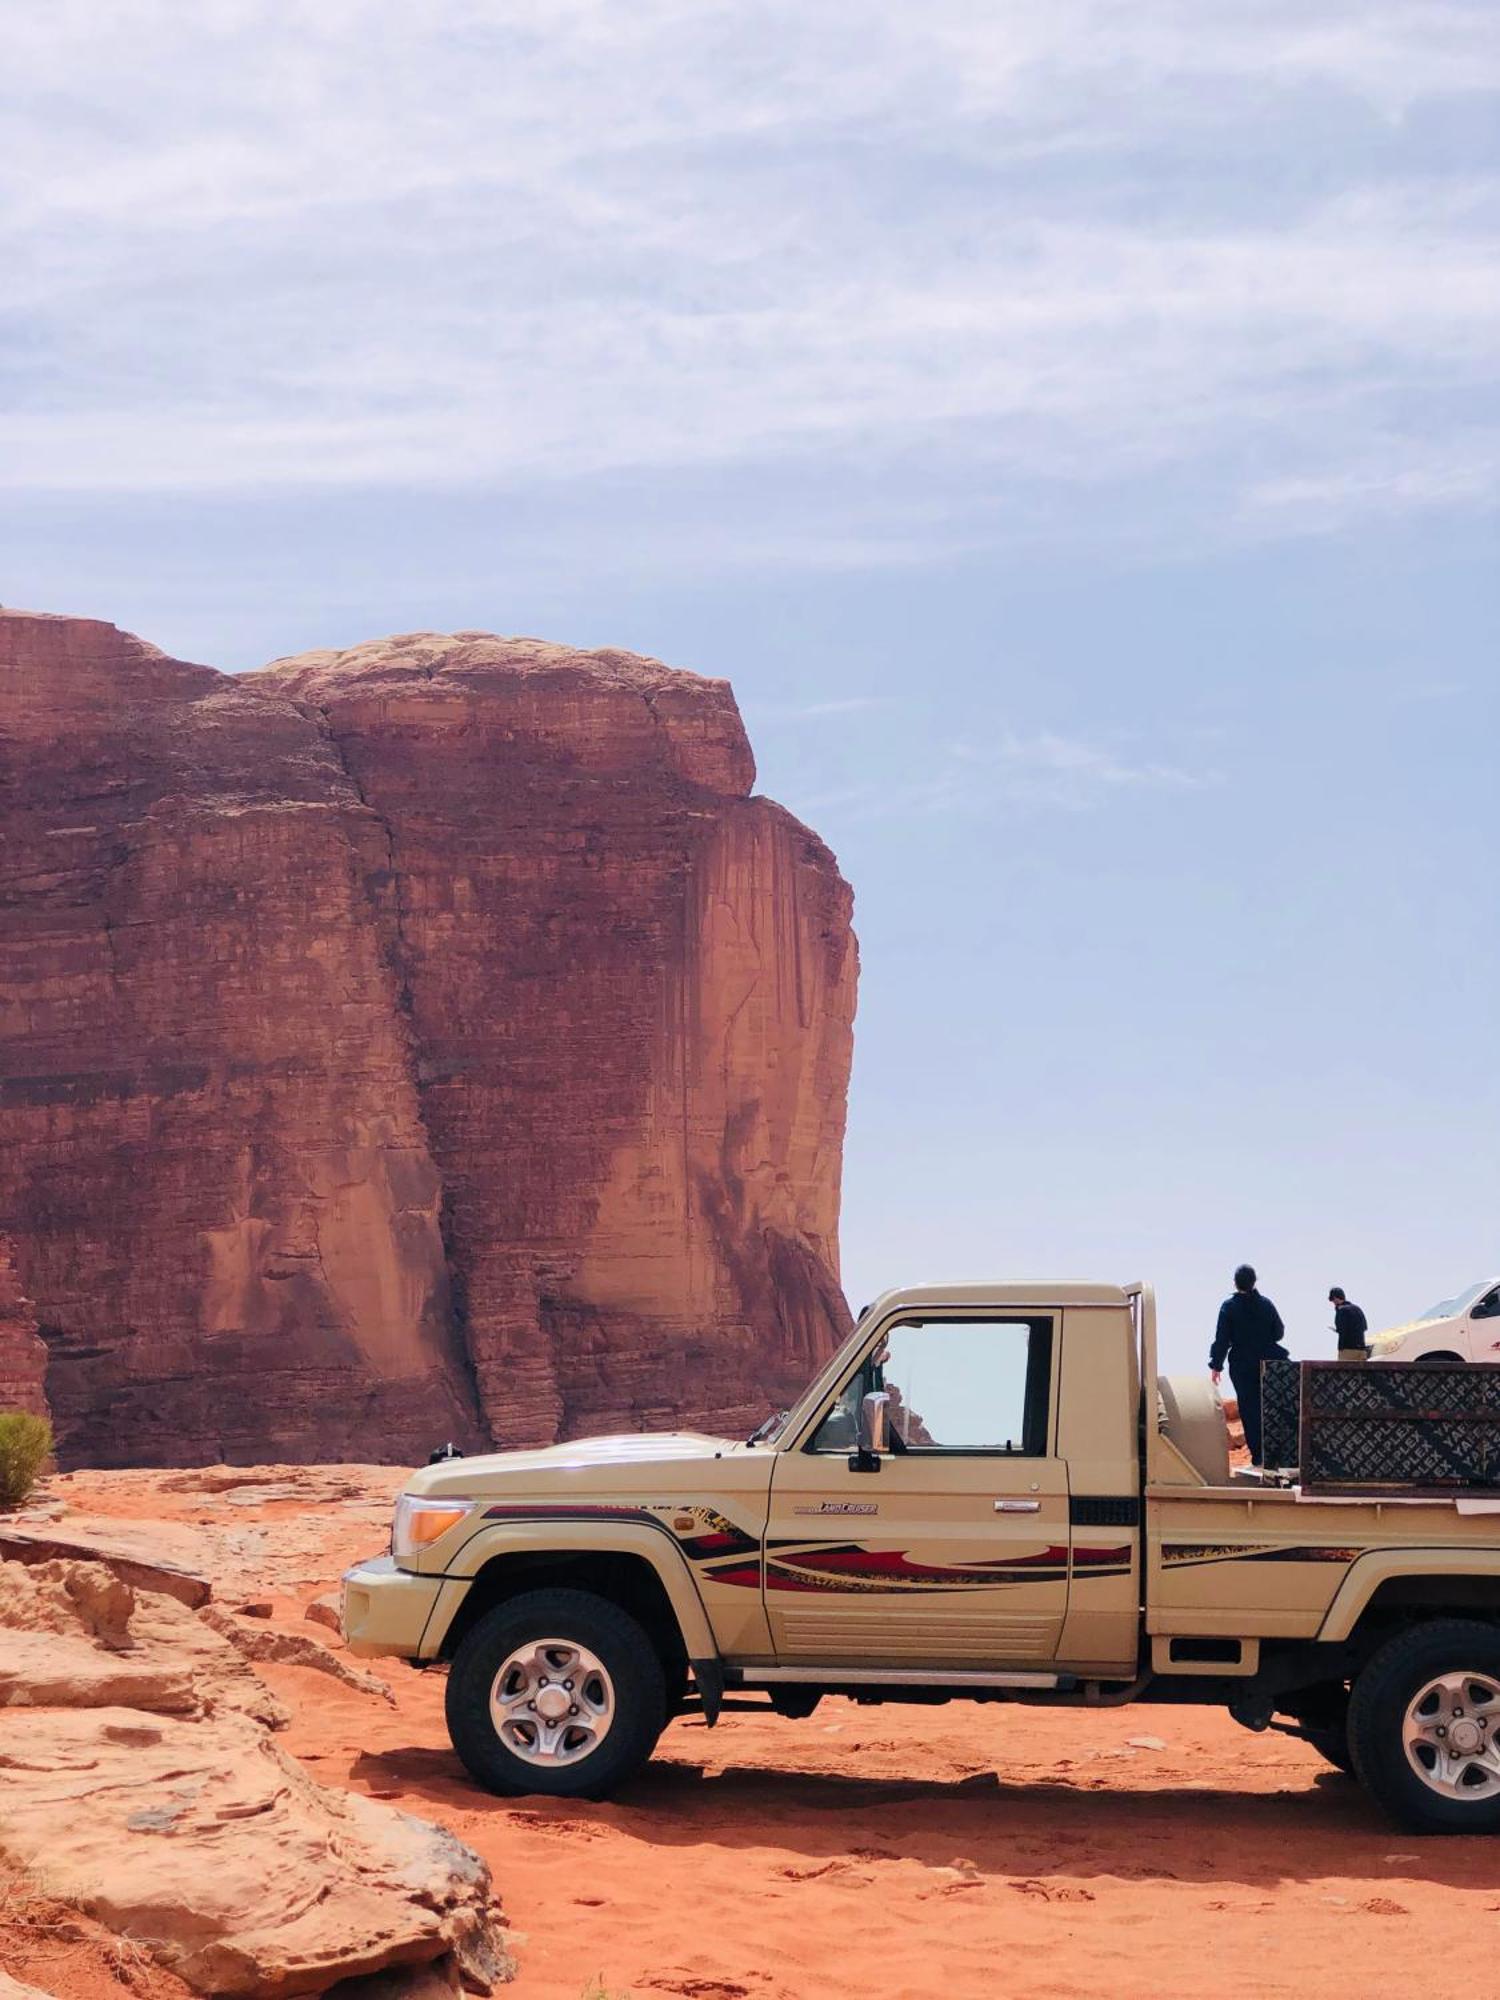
425 1521 718 1668
1318 1550 1500 1645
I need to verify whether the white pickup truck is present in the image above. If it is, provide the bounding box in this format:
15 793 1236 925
1371 1278 1500 1364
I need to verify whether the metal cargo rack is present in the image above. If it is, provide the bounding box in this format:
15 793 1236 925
1292 1360 1500 1497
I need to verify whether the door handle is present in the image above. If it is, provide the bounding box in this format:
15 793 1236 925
993 1499 1041 1513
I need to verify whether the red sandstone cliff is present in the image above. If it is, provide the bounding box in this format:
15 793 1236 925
0 1239 48 1421
0 613 856 1466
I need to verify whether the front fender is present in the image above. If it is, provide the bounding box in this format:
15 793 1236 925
1317 1547 1500 1642
419 1517 720 1661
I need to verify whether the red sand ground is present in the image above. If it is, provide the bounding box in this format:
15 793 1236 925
11 1474 1500 2000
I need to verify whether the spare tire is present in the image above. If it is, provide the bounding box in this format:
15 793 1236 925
1157 1374 1231 1485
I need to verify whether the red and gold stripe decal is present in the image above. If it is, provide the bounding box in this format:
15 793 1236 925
472 1502 1134 1592
703 1541 1132 1593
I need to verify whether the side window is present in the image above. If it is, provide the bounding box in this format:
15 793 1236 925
811 1316 1053 1456
1473 1289 1500 1321
811 1370 864 1452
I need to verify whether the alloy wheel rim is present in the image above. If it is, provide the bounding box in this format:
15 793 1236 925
490 1637 615 1767
1402 1671 1500 1801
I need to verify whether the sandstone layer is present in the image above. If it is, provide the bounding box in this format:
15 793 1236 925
0 1541 510 1998
0 612 856 1466
0 1238 48 1421
0 1554 286 1726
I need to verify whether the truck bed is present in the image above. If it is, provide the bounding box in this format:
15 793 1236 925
1146 1480 1500 1643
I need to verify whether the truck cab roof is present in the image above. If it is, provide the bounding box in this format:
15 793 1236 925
863 1281 1131 1314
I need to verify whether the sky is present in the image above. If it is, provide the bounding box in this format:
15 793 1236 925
3 1 1497 1373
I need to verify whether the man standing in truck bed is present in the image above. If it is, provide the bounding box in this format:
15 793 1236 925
1209 1263 1289 1465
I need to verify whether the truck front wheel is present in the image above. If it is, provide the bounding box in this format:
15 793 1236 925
1348 1620 1500 1833
445 1587 667 1799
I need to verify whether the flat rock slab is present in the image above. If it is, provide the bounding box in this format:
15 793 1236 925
0 1558 285 1729
0 1705 510 1998
0 1523 211 1608
37 1478 402 1601
203 1605 394 1704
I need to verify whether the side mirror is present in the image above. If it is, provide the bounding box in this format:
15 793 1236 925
849 1391 889 1473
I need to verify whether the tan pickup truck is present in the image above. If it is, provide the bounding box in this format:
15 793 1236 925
341 1282 1500 1832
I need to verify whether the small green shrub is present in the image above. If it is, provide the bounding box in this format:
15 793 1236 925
0 1412 52 1508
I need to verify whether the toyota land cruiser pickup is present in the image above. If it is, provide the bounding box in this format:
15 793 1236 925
341 1282 1500 1832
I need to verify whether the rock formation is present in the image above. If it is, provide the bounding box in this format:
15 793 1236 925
0 1553 510 1996
0 1240 48 1421
0 612 856 1466
0 1554 287 1725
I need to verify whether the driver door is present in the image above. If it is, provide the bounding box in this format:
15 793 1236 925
764 1312 1069 1665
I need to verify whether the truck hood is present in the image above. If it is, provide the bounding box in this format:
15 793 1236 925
1371 1312 1459 1349
406 1430 749 1497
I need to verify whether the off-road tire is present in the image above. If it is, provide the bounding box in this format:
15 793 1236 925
1348 1619 1500 1833
445 1587 667 1799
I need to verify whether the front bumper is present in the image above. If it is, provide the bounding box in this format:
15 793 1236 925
340 1555 447 1660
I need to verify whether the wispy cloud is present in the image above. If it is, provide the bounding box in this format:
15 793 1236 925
751 696 902 721
1241 432 1500 532
1 1 1496 565
954 731 1217 811
794 727 1218 821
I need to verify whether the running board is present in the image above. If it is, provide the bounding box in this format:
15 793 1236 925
749 1666 1067 1690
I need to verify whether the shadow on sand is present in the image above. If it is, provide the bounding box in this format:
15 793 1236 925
347 1741 1496 1894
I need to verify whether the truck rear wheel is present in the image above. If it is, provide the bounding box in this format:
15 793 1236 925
445 1587 667 1799
1348 1620 1500 1833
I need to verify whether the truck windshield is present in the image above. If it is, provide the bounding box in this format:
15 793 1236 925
1416 1280 1489 1322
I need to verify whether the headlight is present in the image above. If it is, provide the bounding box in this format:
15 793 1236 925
392 1494 479 1562
1371 1334 1404 1357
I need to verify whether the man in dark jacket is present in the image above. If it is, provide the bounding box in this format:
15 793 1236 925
1329 1287 1368 1359
1209 1264 1289 1465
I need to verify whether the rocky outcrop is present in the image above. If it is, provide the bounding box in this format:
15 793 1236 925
0 1707 508 1998
0 1549 511 1996
0 1521 213 1607
201 1603 396 1703
15 1462 407 1604
0 1240 48 1421
0 613 856 1466
0 1556 286 1726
